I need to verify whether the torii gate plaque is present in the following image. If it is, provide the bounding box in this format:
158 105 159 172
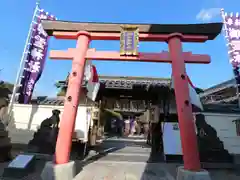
42 20 222 179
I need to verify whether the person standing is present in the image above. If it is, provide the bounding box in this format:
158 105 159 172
130 116 135 135
142 111 149 138
111 118 116 134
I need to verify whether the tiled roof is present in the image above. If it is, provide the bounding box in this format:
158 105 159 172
203 104 240 114
200 79 236 97
31 96 95 106
56 75 171 88
30 97 240 114
202 95 238 105
99 76 170 87
99 75 170 81
38 98 65 106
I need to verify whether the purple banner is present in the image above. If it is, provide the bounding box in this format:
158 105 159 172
224 13 240 92
224 14 240 65
18 10 56 104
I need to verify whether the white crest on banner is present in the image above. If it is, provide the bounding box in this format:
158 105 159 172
84 61 92 81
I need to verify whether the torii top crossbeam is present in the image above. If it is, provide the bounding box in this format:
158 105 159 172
42 21 222 64
42 19 222 172
42 20 222 41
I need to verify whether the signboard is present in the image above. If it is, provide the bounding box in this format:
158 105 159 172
105 80 133 89
162 114 240 155
100 78 169 89
162 122 182 155
120 25 139 56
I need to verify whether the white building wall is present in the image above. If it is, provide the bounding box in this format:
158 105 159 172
162 111 240 155
202 113 240 155
8 104 91 144
8 101 240 155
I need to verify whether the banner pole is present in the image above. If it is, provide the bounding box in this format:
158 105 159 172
220 8 240 107
7 2 40 117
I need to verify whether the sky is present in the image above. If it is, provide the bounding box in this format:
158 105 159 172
0 0 239 97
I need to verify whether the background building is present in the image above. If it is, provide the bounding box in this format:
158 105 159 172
200 79 238 105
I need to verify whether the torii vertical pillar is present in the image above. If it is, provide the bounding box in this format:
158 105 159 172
168 33 200 171
42 32 91 180
55 31 91 164
168 34 211 180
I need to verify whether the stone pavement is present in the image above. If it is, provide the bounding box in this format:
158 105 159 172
74 137 175 180
73 137 240 180
74 161 175 180
0 136 240 180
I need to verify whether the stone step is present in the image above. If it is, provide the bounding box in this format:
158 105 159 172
99 155 150 162
116 147 151 153
107 152 150 157
105 137 147 143
96 149 151 162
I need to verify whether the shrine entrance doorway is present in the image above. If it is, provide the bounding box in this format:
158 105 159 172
42 20 222 173
96 75 170 138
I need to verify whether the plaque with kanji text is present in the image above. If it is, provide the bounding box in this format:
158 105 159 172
120 25 139 56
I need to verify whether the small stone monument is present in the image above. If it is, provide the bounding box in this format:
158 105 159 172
3 154 35 178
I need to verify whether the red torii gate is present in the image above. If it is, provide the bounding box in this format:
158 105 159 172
42 21 222 177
